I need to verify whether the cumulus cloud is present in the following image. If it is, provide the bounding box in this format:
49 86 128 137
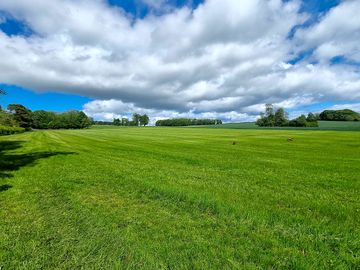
83 99 255 124
326 103 360 112
0 0 359 121
295 0 360 62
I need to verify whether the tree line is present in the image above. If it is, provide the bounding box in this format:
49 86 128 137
319 109 359 121
0 103 92 130
155 118 222 127
256 104 319 127
113 113 150 126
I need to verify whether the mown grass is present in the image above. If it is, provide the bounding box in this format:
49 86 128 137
0 127 359 269
199 121 360 131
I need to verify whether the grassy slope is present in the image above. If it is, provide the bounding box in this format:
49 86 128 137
198 121 360 131
0 127 359 269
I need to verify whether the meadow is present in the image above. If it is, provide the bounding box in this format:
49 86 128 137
0 127 359 269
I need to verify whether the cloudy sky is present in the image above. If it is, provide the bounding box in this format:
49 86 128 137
0 0 359 123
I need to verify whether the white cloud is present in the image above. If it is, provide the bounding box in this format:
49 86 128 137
326 103 360 112
0 0 359 121
295 0 360 62
83 99 255 124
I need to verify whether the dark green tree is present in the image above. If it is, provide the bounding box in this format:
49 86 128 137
274 108 288 126
7 104 33 130
319 109 360 121
306 113 317 122
113 118 121 126
132 113 140 126
121 118 129 126
265 104 275 126
32 110 57 129
139 114 150 126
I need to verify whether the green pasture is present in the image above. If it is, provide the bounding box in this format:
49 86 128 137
1 127 359 269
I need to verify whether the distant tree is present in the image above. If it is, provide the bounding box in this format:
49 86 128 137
256 104 318 128
132 113 140 126
256 112 266 127
289 115 307 127
47 110 92 129
139 114 150 126
32 110 57 129
129 120 137 126
77 111 93 128
7 104 33 130
121 118 129 126
274 108 288 126
319 109 360 121
155 118 221 126
297 115 307 127
93 121 113 125
265 103 275 126
306 113 317 122
0 110 17 126
113 118 121 126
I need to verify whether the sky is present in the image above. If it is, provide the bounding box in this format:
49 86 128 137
0 0 359 123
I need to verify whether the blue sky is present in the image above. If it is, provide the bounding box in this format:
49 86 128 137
0 0 359 122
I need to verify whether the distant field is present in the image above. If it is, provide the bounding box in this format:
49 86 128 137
1 127 359 269
198 121 360 131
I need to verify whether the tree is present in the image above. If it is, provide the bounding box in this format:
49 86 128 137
319 109 360 121
256 104 318 127
121 118 129 126
139 114 150 126
264 104 275 126
274 108 288 126
155 118 220 126
32 110 57 129
0 110 18 126
132 113 140 126
7 104 33 130
306 113 317 122
256 104 275 127
289 115 307 127
0 89 6 111
297 115 307 127
113 118 121 126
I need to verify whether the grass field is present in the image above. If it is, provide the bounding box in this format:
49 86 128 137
1 127 359 269
198 121 360 131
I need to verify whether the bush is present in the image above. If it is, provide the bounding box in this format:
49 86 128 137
0 125 26 136
0 110 18 126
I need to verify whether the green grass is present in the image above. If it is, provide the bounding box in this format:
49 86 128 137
198 121 360 131
1 127 359 269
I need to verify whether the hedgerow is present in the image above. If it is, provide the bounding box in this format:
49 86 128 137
0 125 26 135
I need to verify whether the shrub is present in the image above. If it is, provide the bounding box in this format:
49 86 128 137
0 125 26 136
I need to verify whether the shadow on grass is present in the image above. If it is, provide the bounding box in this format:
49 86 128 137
0 141 75 180
0 184 12 192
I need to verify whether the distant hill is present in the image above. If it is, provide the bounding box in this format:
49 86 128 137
319 109 360 121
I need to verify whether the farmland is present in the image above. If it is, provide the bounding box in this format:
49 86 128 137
1 127 359 269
